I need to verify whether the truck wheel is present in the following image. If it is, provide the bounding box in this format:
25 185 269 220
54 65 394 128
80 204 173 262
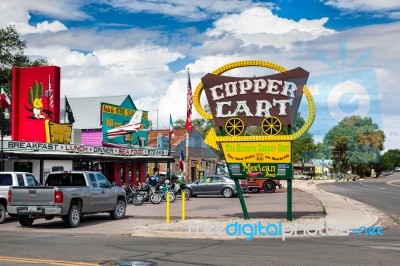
18 215 34 226
263 181 276 193
64 204 81 228
222 188 234 198
110 200 126 220
251 188 260 193
0 204 7 223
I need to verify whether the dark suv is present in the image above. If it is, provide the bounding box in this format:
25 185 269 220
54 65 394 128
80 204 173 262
186 175 248 198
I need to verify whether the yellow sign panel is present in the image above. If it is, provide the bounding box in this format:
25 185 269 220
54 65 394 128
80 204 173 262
221 141 291 163
45 120 73 144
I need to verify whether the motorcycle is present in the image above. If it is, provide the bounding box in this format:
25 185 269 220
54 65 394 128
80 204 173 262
123 184 144 206
137 183 162 204
171 179 190 200
156 181 176 203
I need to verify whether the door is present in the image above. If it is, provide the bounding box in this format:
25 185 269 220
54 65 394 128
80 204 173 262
96 173 114 210
192 177 208 195
88 173 103 212
207 176 223 194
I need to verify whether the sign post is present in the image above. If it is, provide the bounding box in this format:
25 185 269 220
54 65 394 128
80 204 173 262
193 60 315 220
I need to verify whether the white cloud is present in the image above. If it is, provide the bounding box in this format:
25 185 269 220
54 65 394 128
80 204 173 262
102 0 275 21
205 7 335 50
26 43 185 126
16 20 68 34
0 0 90 22
0 0 81 34
325 0 400 11
324 0 400 18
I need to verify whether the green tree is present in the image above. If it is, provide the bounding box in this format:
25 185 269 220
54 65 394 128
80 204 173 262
0 25 48 134
290 113 317 165
173 119 185 129
378 149 400 171
323 116 385 177
0 25 48 91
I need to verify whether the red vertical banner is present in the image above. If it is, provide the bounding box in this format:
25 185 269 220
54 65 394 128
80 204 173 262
12 66 61 142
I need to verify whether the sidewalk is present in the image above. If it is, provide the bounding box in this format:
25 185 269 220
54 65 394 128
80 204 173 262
126 180 396 239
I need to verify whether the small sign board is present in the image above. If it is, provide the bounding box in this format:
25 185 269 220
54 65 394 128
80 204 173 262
222 141 293 180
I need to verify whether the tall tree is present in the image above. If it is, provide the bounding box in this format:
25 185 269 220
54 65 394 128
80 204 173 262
323 116 385 177
291 113 316 164
173 119 185 129
378 149 400 171
0 25 48 91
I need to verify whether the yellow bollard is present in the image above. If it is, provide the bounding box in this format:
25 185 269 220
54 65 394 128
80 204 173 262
166 192 170 223
181 191 186 221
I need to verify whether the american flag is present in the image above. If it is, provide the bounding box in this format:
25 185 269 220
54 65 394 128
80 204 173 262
186 70 193 133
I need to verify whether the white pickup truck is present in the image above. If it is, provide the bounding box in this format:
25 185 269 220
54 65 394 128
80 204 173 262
0 172 40 224
7 171 126 228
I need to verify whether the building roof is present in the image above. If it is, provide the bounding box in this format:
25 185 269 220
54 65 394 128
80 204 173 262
60 95 127 129
148 129 186 151
147 129 220 159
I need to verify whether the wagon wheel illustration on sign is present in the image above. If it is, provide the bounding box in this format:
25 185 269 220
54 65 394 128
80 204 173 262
192 60 316 150
262 116 282 135
225 118 246 136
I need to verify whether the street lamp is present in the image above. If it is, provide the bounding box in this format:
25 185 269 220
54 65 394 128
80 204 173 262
0 108 10 171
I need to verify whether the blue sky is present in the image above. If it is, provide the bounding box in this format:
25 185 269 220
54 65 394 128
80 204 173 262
1 0 400 151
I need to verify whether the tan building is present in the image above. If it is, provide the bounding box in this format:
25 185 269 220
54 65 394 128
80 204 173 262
148 129 221 181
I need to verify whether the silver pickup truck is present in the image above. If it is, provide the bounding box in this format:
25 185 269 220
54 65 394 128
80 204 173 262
7 171 126 228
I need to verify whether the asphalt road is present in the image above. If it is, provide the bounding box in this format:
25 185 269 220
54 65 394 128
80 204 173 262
317 173 400 221
0 227 399 266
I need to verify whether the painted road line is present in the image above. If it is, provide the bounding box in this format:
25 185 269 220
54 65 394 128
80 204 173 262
387 180 400 187
0 256 99 266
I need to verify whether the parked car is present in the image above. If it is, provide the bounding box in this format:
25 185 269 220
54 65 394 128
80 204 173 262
246 179 283 193
293 172 310 180
186 175 248 198
0 172 40 224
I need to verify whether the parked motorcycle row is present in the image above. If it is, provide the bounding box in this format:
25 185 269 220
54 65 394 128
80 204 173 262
122 181 190 206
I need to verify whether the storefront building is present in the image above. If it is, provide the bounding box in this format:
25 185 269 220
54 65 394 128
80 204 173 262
3 66 173 185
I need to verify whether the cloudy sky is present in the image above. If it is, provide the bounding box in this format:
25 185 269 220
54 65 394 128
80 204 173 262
1 0 399 151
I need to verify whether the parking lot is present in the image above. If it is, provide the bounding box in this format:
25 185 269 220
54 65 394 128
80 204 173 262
0 187 323 235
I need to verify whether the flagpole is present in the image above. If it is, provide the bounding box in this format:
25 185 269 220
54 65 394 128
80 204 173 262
64 95 67 123
167 115 171 181
185 131 190 182
185 68 191 182
168 114 172 156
